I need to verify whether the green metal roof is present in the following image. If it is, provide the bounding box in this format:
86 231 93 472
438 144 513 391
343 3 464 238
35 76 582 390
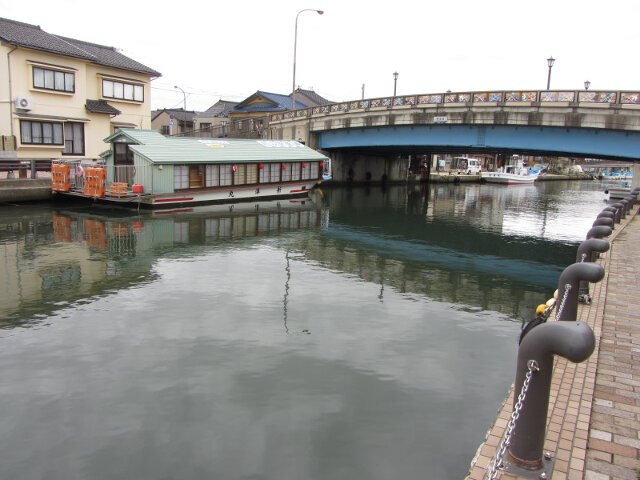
107 129 328 164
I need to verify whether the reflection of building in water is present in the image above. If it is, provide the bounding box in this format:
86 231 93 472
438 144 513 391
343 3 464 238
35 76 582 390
0 201 325 324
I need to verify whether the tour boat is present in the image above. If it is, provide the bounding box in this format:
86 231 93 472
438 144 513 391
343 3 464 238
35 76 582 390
51 129 330 209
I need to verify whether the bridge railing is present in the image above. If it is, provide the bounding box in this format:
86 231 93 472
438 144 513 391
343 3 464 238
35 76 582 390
270 89 640 122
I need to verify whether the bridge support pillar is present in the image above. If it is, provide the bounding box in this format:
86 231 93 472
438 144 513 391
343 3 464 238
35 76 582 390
328 151 409 184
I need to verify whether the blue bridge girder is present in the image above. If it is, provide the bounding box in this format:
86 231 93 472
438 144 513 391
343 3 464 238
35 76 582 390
317 124 640 161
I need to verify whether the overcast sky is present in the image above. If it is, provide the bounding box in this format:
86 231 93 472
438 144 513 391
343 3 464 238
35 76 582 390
3 0 639 112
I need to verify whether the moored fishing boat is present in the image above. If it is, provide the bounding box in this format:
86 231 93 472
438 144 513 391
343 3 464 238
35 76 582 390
481 166 538 185
51 129 330 208
481 155 538 185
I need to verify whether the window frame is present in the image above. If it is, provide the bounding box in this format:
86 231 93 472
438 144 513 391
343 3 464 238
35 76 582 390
19 120 64 146
32 66 75 93
62 122 85 156
102 79 144 103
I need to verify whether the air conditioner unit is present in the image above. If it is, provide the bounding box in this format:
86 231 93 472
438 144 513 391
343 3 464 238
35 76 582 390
15 97 33 110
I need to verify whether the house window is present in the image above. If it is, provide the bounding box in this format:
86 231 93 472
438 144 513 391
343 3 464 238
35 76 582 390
174 165 189 189
102 79 144 102
200 123 211 131
63 123 85 155
20 120 63 145
33 67 75 93
161 125 170 135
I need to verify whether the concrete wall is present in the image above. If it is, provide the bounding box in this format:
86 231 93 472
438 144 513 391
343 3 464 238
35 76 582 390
328 151 409 184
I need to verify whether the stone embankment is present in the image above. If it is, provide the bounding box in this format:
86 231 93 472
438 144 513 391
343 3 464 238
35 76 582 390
0 179 51 203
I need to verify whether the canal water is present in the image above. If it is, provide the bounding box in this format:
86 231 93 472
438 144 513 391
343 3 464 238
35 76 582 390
0 180 607 480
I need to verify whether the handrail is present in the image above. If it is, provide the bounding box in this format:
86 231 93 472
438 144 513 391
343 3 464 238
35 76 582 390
271 89 640 122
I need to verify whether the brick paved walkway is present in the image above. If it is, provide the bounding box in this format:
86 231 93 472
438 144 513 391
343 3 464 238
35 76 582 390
466 206 640 480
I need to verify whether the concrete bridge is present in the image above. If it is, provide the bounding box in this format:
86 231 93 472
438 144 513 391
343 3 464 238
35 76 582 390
267 89 640 183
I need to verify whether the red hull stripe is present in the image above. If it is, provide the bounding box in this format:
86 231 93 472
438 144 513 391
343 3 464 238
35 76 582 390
155 208 194 215
154 197 194 203
289 188 308 193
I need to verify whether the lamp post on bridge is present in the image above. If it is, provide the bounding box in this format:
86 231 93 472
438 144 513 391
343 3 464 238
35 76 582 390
585 80 591 90
292 9 324 113
546 56 555 90
393 71 398 97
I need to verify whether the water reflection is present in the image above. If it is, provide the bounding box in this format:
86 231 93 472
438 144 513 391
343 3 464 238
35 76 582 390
1 182 606 328
0 182 608 480
0 199 324 327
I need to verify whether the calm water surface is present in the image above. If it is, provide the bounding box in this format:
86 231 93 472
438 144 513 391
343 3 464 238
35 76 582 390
0 181 608 479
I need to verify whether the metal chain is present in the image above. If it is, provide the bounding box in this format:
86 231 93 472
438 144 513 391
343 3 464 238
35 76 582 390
554 284 572 321
487 360 540 480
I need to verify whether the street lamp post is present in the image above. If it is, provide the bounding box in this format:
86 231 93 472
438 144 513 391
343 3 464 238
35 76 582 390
174 85 187 132
546 56 555 90
393 71 398 97
292 9 323 113
584 80 591 90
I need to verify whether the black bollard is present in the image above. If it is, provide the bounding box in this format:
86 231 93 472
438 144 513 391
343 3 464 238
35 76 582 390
508 321 595 470
602 206 621 224
576 238 610 263
556 262 605 321
586 225 613 240
612 202 626 219
597 211 615 221
620 199 630 215
576 238 610 302
593 217 614 229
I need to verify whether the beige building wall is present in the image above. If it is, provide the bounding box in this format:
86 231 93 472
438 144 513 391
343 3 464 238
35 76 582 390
1 44 154 160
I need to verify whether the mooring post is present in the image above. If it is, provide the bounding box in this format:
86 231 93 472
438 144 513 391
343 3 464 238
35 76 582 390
576 239 610 302
556 262 605 321
612 202 626 219
603 206 621 224
508 321 595 469
586 225 613 240
592 217 614 229
576 238 610 263
596 210 615 222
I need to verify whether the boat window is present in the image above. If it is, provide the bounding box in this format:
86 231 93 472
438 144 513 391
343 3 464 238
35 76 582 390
205 165 219 187
259 165 269 184
174 165 189 189
246 164 258 184
220 165 232 186
291 163 301 181
282 163 292 182
301 162 311 180
268 163 280 183
235 164 247 185
310 162 319 179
